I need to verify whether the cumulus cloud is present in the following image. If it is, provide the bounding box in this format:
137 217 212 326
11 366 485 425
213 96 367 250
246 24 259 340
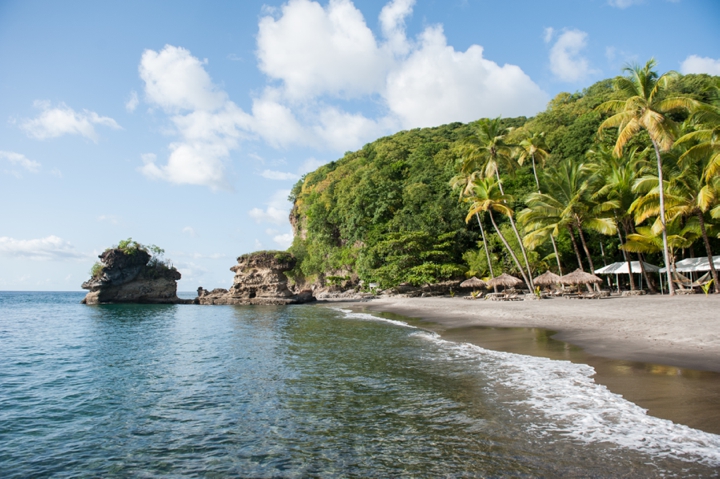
0 236 86 261
182 226 197 237
125 90 139 112
680 55 720 75
249 189 292 225
549 29 593 82
137 1 548 190
0 151 41 174
261 169 300 180
21 101 120 141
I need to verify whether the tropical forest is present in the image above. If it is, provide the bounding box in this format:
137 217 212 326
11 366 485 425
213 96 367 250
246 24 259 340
287 60 720 295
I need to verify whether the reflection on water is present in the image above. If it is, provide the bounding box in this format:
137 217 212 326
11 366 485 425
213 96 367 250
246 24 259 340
370 310 720 436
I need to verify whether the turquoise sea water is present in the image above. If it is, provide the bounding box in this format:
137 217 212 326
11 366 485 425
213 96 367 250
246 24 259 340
1 292 719 477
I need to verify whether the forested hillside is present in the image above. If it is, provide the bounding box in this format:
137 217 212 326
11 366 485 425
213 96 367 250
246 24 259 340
287 67 720 292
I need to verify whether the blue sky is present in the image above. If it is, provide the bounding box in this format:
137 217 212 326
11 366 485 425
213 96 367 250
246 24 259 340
1 0 718 291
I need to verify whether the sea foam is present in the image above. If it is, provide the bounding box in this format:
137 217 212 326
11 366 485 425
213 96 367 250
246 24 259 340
335 308 720 466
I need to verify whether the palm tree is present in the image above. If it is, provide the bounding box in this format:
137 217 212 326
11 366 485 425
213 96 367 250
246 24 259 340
455 118 534 288
632 154 720 293
589 145 653 290
515 130 563 275
596 58 700 295
450 172 497 291
519 160 616 275
465 177 532 288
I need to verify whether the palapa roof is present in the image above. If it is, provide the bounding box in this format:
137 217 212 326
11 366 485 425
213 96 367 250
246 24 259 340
533 271 562 286
487 273 524 288
460 277 487 289
559 268 603 285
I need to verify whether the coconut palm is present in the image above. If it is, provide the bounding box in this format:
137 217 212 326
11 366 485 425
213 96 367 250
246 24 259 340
596 58 700 294
455 118 534 288
589 145 653 290
450 172 497 290
465 177 532 288
519 159 616 274
515 130 563 275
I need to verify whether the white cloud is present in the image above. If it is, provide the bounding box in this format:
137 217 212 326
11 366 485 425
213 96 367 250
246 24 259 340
549 29 593 82
273 232 294 248
680 55 720 75
249 189 292 225
140 45 227 112
254 239 263 249
21 101 121 142
543 27 554 44
299 157 328 174
0 151 41 174
125 90 139 112
182 226 197 237
97 215 119 224
257 0 389 100
608 0 644 7
0 236 86 261
261 169 300 180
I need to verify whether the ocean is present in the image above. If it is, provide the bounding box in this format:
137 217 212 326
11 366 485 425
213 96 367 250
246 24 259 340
1 291 718 477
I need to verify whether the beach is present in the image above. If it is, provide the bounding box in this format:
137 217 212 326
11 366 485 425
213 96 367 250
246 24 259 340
354 294 720 372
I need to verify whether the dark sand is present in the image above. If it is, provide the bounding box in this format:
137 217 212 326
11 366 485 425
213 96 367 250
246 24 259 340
338 295 720 435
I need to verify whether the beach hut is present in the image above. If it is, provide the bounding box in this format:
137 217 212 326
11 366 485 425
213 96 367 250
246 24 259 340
559 269 603 288
658 255 720 273
460 277 487 290
487 273 525 290
594 261 660 292
533 271 562 287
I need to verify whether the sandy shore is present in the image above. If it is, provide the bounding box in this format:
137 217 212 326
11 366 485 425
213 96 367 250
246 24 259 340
353 295 720 372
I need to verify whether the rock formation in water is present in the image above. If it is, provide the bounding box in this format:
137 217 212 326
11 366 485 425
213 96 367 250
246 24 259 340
81 246 188 304
197 251 315 305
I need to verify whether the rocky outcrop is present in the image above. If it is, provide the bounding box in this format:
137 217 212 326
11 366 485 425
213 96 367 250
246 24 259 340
197 251 315 305
81 248 187 304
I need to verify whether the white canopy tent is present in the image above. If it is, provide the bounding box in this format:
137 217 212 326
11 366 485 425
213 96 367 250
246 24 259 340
593 261 661 292
659 255 720 273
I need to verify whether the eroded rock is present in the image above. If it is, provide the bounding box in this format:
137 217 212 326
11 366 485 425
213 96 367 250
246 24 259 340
197 251 315 305
81 247 187 305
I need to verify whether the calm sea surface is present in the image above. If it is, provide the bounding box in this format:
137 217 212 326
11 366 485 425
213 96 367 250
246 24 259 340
1 291 719 478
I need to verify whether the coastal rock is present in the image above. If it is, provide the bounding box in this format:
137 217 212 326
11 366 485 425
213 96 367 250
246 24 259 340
81 247 187 304
197 251 315 305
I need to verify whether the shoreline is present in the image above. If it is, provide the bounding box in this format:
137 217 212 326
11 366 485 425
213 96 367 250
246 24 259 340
346 295 720 373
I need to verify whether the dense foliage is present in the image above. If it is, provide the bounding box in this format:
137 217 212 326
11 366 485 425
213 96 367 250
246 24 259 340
288 68 720 292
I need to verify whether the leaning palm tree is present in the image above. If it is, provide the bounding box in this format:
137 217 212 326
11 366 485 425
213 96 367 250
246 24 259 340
519 159 616 274
515 130 563 275
589 145 653 291
465 177 532 288
455 118 534 288
596 58 700 295
450 172 497 290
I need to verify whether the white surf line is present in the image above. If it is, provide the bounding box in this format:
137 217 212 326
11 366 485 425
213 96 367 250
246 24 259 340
411 329 720 467
332 308 418 329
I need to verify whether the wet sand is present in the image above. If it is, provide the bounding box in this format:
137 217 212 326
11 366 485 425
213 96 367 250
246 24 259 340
337 294 720 435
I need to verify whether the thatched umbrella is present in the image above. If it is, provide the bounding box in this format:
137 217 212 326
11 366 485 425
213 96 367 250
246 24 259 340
559 269 603 285
487 273 525 289
460 277 487 289
533 271 562 286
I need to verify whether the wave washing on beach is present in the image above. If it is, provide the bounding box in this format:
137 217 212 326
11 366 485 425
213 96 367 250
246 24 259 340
337 307 720 467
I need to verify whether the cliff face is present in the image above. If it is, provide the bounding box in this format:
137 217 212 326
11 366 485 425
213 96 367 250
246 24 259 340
81 248 186 304
197 251 314 305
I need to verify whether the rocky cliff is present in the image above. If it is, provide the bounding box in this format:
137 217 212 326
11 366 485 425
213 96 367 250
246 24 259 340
197 251 315 305
81 247 187 304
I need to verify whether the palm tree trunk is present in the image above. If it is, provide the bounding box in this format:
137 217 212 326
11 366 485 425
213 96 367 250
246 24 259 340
651 139 675 295
494 170 534 288
531 153 562 275
576 221 596 273
476 212 498 293
697 211 720 293
568 225 585 271
488 210 532 288
617 221 636 290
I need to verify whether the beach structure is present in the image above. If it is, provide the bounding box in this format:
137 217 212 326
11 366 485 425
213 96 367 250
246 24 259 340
560 269 603 286
487 273 524 290
533 271 562 287
594 261 660 292
460 277 487 290
658 255 720 274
